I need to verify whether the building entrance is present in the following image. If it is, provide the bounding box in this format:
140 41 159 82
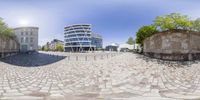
21 45 28 52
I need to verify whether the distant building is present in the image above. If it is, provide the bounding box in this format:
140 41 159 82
49 39 64 50
118 44 134 52
118 43 141 52
91 33 103 49
133 43 141 51
64 24 103 52
105 43 119 51
14 27 39 52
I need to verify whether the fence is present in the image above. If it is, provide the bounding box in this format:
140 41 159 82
0 37 20 58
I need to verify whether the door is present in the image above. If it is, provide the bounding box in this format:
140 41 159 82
21 45 28 52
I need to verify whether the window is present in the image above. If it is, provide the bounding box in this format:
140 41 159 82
21 37 24 43
30 37 34 42
25 37 28 43
26 32 28 35
21 32 24 35
30 32 33 35
30 44 34 50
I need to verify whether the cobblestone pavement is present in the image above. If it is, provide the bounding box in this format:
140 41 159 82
0 52 200 100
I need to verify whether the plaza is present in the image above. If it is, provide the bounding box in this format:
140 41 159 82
0 52 200 100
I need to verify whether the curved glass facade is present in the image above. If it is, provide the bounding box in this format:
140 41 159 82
64 24 102 52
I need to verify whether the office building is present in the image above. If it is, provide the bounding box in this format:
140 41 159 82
64 24 102 52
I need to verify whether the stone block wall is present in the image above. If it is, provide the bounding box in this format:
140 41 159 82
0 37 20 58
143 30 200 60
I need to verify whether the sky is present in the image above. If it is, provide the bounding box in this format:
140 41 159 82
0 0 200 47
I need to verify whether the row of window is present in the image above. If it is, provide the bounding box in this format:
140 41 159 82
65 25 90 29
65 27 90 31
65 42 91 46
65 34 91 38
65 38 91 42
16 29 37 32
65 31 91 34
91 40 103 48
21 32 34 36
21 37 34 43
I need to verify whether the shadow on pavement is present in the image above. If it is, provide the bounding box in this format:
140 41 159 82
0 52 66 67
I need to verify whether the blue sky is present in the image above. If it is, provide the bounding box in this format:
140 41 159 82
0 0 200 46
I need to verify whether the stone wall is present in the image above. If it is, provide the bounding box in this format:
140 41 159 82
0 37 20 58
143 30 200 60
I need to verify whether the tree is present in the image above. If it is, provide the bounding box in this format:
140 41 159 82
43 42 50 51
192 18 200 32
44 47 49 51
126 37 135 45
55 44 64 52
154 13 192 31
0 18 14 38
41 46 45 51
136 25 158 46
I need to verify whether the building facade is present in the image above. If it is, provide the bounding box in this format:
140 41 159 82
64 24 102 52
14 27 39 52
118 43 141 52
91 33 103 49
105 43 119 51
118 44 134 52
49 39 64 50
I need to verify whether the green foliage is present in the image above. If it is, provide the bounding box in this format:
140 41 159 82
192 18 200 32
44 47 50 51
154 13 192 31
0 18 14 38
126 37 135 45
41 46 45 51
136 25 158 46
55 44 64 52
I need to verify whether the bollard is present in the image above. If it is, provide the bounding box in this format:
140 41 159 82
68 56 70 61
85 56 87 61
94 56 96 61
76 56 78 61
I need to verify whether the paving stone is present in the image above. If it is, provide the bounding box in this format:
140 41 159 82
45 95 64 100
0 52 200 100
0 96 43 100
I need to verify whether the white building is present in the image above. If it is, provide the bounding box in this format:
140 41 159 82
118 43 141 52
14 27 39 52
105 43 119 51
133 43 141 50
